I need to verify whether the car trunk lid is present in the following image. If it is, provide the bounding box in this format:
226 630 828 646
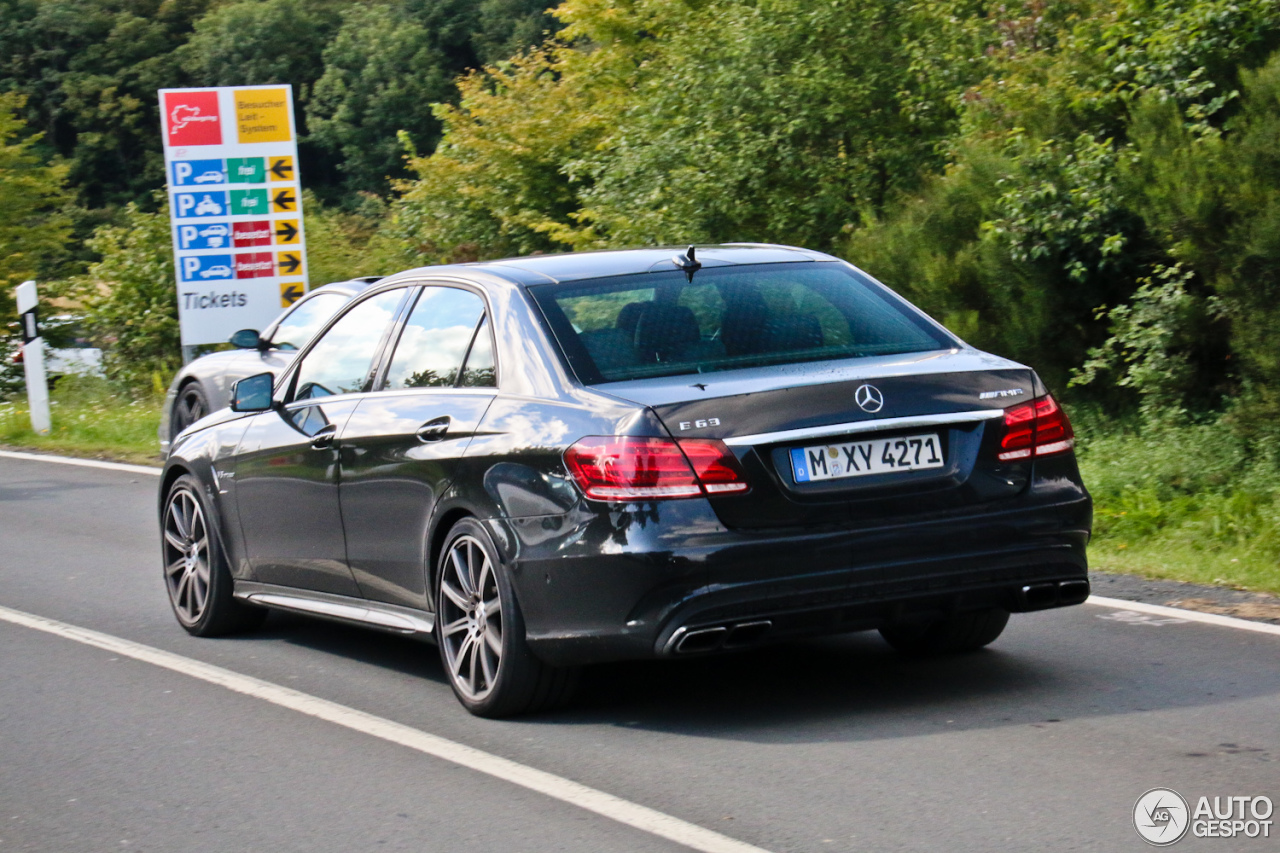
597 350 1040 529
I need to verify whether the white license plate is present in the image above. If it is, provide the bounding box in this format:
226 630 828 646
790 432 944 482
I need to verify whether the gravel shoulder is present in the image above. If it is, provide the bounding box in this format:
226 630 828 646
1092 570 1280 625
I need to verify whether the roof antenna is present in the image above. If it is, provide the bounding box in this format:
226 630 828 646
673 245 702 282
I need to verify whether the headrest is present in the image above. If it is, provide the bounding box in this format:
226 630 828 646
615 301 647 335
634 303 701 359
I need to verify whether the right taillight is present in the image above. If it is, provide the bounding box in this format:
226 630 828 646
563 436 749 501
997 394 1075 462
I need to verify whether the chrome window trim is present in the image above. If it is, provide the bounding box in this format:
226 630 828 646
722 409 1006 447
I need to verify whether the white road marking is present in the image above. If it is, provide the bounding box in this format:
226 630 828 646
0 604 772 853
0 449 161 476
1087 595 1280 637
1095 610 1188 626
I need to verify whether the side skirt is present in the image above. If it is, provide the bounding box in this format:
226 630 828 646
234 581 435 639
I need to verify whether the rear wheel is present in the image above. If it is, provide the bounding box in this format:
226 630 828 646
162 474 265 637
879 608 1010 655
436 518 577 717
171 382 209 438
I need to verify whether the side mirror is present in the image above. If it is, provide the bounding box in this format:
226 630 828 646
231 372 275 412
229 328 265 350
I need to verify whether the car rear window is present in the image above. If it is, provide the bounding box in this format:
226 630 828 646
530 262 953 383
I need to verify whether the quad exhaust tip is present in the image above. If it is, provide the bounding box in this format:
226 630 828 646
672 620 773 654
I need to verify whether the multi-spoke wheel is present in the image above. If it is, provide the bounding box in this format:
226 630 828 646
163 484 211 626
438 534 504 702
435 518 578 717
171 382 209 439
162 474 265 637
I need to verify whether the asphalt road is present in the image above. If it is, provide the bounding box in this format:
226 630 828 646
0 454 1276 852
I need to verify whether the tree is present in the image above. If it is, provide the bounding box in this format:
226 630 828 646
0 92 71 313
71 195 179 392
0 0 209 209
307 4 452 195
0 91 71 396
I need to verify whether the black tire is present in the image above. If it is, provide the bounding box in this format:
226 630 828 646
435 518 578 718
162 474 266 637
171 382 209 439
879 608 1010 655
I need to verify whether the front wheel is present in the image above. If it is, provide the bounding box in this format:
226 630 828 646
436 518 577 717
162 474 265 637
879 608 1010 655
171 382 209 439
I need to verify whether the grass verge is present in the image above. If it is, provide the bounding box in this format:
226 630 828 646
1077 419 1280 596
0 375 163 466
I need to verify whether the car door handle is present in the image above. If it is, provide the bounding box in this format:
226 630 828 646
310 423 337 449
416 416 451 442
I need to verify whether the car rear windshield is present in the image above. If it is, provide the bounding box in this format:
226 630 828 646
530 262 954 383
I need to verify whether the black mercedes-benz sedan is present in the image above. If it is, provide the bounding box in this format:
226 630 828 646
160 244 1092 717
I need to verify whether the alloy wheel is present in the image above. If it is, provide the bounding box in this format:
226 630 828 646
438 535 503 701
163 486 211 626
174 386 206 433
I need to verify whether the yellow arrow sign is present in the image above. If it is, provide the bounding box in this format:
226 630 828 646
269 156 295 181
279 280 305 307
274 218 300 244
277 251 303 276
271 188 297 213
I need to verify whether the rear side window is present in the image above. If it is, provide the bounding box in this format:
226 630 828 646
269 292 349 350
382 286 491 389
531 263 953 383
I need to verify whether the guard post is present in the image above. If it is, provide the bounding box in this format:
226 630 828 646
15 280 51 435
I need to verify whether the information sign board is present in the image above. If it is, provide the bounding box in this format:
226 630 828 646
159 85 309 345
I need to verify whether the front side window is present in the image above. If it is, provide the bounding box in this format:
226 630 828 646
269 293 349 351
383 286 487 389
293 288 406 400
530 263 954 383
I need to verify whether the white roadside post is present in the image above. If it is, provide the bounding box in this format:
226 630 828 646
15 280 51 435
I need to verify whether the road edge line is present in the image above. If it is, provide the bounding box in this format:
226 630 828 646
0 603 771 853
0 449 161 476
1086 595 1280 637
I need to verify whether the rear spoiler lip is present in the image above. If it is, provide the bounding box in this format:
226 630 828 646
722 409 1006 448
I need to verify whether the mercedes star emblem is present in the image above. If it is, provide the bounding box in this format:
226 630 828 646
855 384 884 413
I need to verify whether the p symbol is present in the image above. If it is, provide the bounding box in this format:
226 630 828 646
174 162 192 185
182 256 200 281
179 225 197 249
176 194 195 217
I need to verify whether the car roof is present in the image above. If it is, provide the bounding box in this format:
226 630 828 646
378 244 841 289
308 276 382 298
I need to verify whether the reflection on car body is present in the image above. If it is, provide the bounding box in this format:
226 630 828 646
160 245 1092 718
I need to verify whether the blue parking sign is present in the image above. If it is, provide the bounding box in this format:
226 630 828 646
171 159 226 187
174 191 228 219
179 254 234 283
176 222 232 250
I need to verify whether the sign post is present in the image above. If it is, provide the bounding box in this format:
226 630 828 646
15 280 51 435
158 85 309 347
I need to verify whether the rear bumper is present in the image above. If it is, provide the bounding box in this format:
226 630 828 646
496 486 1092 667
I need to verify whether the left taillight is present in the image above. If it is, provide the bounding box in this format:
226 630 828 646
563 436 749 501
997 394 1075 462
